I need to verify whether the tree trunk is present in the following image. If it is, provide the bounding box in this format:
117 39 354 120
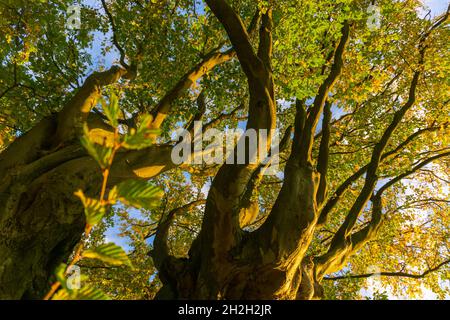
0 111 178 299
0 115 102 299
154 238 324 300
153 162 324 300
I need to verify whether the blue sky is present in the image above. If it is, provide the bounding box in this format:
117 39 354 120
420 0 449 17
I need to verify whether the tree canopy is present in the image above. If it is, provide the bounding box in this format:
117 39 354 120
0 0 449 300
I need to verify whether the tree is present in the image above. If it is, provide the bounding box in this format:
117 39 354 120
0 0 449 300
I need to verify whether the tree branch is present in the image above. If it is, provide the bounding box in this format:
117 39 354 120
238 125 293 228
202 104 245 131
316 149 449 280
191 1 276 263
328 37 429 241
257 8 273 67
317 123 448 226
205 0 262 78
297 21 350 164
100 0 129 68
149 48 235 129
377 151 450 195
151 199 205 269
324 258 450 281
53 66 134 146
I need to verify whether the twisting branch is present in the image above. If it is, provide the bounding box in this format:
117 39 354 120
317 123 449 226
297 21 350 164
314 11 449 273
149 48 235 129
348 193 383 253
204 0 262 78
247 22 349 265
324 258 450 281
54 66 134 146
151 199 205 269
316 148 449 279
257 7 273 67
100 0 129 68
289 98 307 161
148 7 261 130
237 125 293 228
326 20 436 242
189 0 276 263
247 8 262 39
315 191 382 280
149 199 205 299
377 151 450 195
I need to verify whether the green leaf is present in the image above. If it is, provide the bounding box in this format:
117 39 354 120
80 124 113 169
75 285 111 300
121 114 159 150
51 288 70 300
83 243 133 268
116 179 163 210
74 190 106 226
101 92 120 128
52 286 111 300
55 263 68 289
108 185 118 203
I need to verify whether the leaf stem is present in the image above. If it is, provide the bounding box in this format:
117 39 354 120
43 128 120 300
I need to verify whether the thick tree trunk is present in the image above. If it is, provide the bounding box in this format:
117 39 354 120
153 3 326 300
153 163 324 300
0 115 102 299
155 241 324 300
0 171 99 299
0 173 93 299
0 114 181 299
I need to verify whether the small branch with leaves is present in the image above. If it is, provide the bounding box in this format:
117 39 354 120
43 91 163 300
